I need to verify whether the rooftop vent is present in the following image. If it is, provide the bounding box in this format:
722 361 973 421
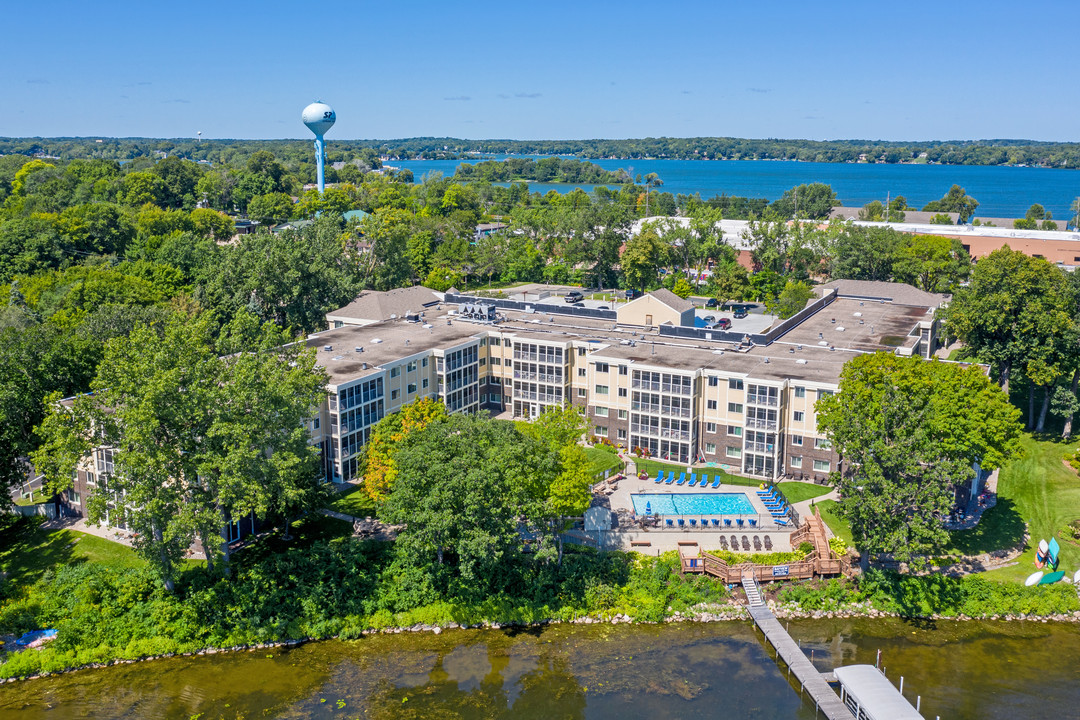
390 314 397 319
853 312 863 317
789 347 795 354
372 338 383 344
405 339 410 346
361 362 368 370
324 345 333 351
859 319 865 325
422 323 433 329
355 346 363 353
837 326 845 332
796 358 808 365
764 357 770 364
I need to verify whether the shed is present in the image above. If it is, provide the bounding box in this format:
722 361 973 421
584 506 613 533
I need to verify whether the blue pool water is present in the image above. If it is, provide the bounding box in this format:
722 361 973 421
630 493 755 516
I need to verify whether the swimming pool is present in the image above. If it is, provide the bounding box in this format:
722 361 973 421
630 493 755 516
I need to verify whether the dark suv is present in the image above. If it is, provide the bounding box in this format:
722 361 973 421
733 306 749 319
565 290 584 304
704 298 718 308
624 289 641 300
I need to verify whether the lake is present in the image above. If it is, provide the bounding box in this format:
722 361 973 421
394 156 1080 222
3 618 1079 719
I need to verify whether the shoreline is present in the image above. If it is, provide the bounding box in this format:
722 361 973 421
6 601 1080 684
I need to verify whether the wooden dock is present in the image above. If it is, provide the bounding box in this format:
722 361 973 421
743 575 853 719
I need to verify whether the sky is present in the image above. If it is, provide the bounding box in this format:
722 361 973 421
3 0 1078 142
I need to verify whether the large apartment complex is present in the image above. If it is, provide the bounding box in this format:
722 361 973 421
309 280 946 484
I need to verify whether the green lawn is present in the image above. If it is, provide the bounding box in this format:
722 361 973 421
814 499 853 545
585 446 623 476
981 435 1080 582
0 517 146 590
329 485 377 519
776 481 833 504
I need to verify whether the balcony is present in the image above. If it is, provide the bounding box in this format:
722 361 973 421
744 442 775 453
745 418 778 431
746 394 779 407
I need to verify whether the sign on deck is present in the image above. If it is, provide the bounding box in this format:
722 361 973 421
772 565 790 577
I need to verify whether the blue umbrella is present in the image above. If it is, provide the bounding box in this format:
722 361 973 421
645 501 652 515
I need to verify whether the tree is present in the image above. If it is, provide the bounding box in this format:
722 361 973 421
671 277 694 298
32 312 328 587
892 234 971 292
246 192 294 226
770 183 837 220
922 185 979 223
816 354 1022 571
621 223 668 292
745 219 792 274
829 224 901 281
765 279 814 319
707 261 750 307
359 398 448 501
379 414 557 602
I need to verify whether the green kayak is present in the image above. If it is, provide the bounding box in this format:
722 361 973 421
1038 570 1065 585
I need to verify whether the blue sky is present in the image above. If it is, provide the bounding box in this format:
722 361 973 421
3 0 1078 141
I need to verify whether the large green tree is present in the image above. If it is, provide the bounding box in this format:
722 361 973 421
769 183 837 220
922 185 979 223
32 312 328 588
817 353 1022 571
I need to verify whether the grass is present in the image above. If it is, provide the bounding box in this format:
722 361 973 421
584 446 623 476
814 499 853 545
0 517 146 590
981 434 1080 582
329 485 377 519
775 481 833 504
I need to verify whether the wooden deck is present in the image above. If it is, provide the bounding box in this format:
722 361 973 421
744 576 853 719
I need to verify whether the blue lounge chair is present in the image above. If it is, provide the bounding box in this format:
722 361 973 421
749 518 757 527
770 508 788 517
688 473 697 487
755 485 773 495
712 476 722 488
689 519 697 527
655 471 664 483
677 518 685 527
677 472 686 485
736 518 745 527
696 474 707 487
665 471 675 484
775 517 790 526
724 518 732 526
666 518 674 527
711 518 721 527
761 491 782 502
764 499 785 509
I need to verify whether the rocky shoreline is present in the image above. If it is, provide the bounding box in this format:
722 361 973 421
6 599 1080 683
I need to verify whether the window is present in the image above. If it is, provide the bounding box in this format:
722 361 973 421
407 361 417 372
578 388 587 398
726 446 742 458
479 358 486 367
69 490 81 505
790 456 803 469
578 368 586 377
595 426 608 437
595 362 609 373
578 347 586 356
707 400 718 410
728 402 743 414
815 437 831 450
491 357 501 366
791 434 803 446
391 389 400 400
705 442 717 454
729 378 744 390
422 378 429 389
422 358 428 367
480 394 487 403
708 376 718 387
313 417 320 430
728 426 743 437
86 473 96 487
491 337 501 346
617 409 628 420
813 459 830 472
706 422 717 433
794 386 806 399
617 429 627 440
618 388 627 397
594 407 609 417
793 411 805 422
407 383 417 394
595 385 609 395
390 367 400 378
817 389 833 399
480 338 487 347
619 365 628 376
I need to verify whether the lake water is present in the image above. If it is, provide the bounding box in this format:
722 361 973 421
394 156 1080 221
3 618 1079 719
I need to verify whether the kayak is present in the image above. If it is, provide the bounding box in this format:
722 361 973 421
15 629 57 647
1038 570 1065 585
1025 571 1044 586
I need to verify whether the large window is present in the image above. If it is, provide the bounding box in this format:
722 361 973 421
813 459 830 472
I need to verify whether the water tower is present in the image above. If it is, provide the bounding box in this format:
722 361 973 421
302 101 336 193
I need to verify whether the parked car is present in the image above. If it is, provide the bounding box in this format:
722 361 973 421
598 305 609 310
625 289 641 299
733 306 749 319
704 298 718 308
716 318 732 330
565 290 584 304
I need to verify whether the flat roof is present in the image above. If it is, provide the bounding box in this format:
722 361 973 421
832 665 924 719
777 298 931 353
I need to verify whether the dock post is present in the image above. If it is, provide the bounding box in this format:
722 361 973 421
917 696 921 712
899 676 904 695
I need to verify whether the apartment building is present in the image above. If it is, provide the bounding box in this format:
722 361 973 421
309 279 946 484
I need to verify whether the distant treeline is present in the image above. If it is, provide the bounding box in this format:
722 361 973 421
453 158 630 184
4 136 1080 169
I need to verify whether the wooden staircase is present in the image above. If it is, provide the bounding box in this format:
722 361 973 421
742 574 765 606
